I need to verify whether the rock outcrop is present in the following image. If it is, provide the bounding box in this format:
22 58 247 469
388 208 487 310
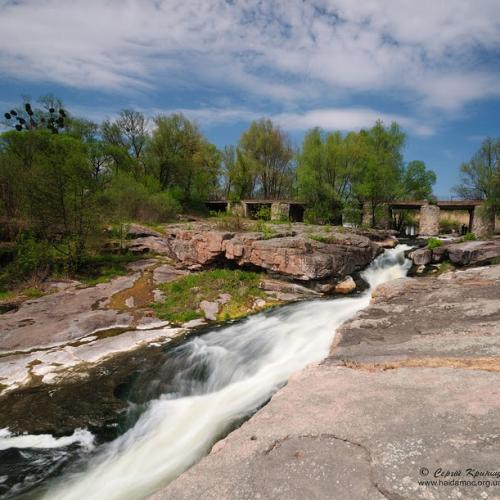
409 238 500 267
152 264 500 500
164 224 382 282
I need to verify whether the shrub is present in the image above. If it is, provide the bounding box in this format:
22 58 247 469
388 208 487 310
105 173 180 223
439 218 461 234
212 212 244 231
254 221 277 239
0 233 64 287
427 237 443 250
255 206 271 221
463 232 477 241
304 207 330 225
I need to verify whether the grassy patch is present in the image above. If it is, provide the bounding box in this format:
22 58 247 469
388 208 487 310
22 287 45 298
0 290 15 301
310 234 337 244
152 269 267 325
210 212 245 231
253 221 278 239
435 260 455 276
427 237 443 250
462 232 477 241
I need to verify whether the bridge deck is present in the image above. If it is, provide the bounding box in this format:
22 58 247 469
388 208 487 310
390 200 483 210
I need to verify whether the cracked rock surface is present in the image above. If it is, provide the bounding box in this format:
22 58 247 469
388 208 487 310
151 264 500 500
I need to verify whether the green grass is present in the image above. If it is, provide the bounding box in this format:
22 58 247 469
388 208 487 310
152 269 267 324
462 232 477 241
310 234 337 244
0 290 15 301
427 237 443 250
435 261 455 276
0 287 45 302
253 221 278 239
22 287 45 298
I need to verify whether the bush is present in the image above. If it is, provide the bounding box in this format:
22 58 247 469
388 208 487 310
255 206 271 221
104 173 180 223
463 232 477 241
304 207 330 225
254 221 277 239
0 234 63 286
439 218 461 234
427 237 443 250
212 212 244 231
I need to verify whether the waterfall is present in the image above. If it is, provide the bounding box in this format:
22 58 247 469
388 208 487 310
0 245 412 500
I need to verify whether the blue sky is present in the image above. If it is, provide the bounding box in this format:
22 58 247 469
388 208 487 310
1 0 500 196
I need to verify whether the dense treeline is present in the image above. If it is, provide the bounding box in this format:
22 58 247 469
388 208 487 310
0 97 437 280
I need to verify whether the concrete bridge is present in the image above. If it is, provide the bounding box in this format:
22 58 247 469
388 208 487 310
205 198 495 237
205 199 307 222
368 199 495 238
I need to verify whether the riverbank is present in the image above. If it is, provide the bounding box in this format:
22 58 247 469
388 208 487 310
153 263 500 499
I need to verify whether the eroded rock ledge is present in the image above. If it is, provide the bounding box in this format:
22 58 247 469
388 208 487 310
130 222 394 282
152 264 500 500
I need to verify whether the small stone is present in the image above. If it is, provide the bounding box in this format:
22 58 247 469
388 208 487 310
217 293 232 305
183 318 207 328
253 298 267 309
199 300 220 321
410 248 432 266
124 296 135 308
335 276 356 294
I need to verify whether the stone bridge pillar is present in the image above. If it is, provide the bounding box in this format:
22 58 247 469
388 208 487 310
228 201 247 217
471 205 495 238
419 203 440 236
362 201 373 227
271 202 290 221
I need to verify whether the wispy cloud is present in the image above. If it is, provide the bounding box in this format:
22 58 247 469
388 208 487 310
273 108 434 136
0 0 500 113
142 106 433 136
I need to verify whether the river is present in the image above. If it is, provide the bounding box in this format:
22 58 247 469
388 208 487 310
0 245 411 499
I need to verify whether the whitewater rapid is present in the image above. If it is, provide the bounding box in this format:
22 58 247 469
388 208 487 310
1 245 412 500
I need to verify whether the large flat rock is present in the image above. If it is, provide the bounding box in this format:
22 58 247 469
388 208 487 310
331 265 500 364
152 264 500 499
153 365 500 500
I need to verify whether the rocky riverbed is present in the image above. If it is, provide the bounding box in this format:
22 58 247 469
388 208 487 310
0 223 394 419
153 263 500 500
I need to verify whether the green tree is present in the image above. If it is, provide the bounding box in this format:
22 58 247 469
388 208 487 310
238 119 294 199
147 113 220 204
101 109 148 175
453 137 500 209
0 129 100 268
401 160 436 200
355 121 406 227
297 128 366 223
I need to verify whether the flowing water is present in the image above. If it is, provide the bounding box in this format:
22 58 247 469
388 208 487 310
0 245 411 499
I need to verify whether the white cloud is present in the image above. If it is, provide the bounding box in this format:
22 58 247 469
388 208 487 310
1 0 499 114
273 108 434 136
144 106 433 136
